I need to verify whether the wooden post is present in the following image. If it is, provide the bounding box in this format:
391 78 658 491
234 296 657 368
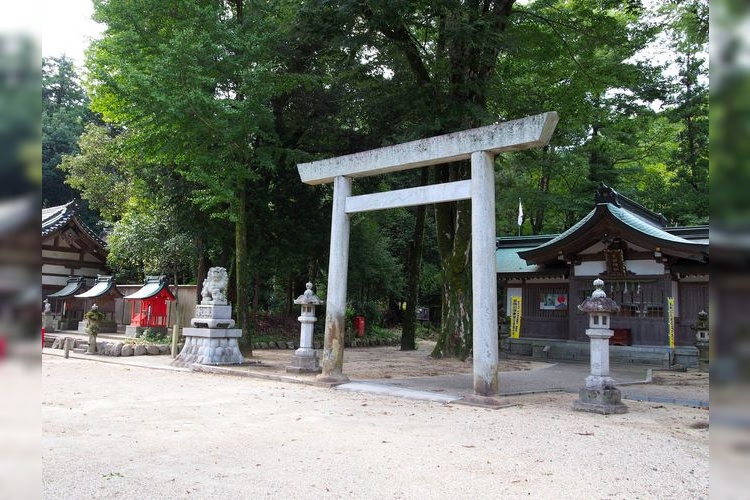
171 324 180 358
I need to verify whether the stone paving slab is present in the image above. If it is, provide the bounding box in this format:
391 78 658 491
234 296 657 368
335 381 462 403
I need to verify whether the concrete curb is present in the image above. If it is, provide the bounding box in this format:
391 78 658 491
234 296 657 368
189 363 317 386
43 348 190 373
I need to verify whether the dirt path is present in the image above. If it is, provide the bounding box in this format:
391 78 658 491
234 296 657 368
42 354 708 499
245 339 541 379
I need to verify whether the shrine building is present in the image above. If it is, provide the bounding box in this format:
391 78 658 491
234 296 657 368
42 201 109 298
496 185 709 366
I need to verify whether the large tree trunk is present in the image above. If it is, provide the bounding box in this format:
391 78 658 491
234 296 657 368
196 240 210 304
171 268 181 358
235 182 251 356
401 169 429 351
431 163 472 360
252 271 261 314
356 0 514 359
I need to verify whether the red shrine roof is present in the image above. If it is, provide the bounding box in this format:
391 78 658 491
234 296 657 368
123 276 175 301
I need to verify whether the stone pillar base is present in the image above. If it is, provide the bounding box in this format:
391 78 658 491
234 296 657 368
461 394 511 409
286 351 322 374
696 342 709 372
43 314 56 332
172 330 244 367
573 387 628 414
315 372 350 387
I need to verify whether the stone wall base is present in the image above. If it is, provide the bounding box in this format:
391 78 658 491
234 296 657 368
506 338 699 368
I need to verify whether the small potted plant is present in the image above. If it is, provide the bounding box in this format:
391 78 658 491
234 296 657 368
84 304 106 354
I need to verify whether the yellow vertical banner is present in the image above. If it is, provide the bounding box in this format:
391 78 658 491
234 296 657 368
667 297 675 349
510 296 522 339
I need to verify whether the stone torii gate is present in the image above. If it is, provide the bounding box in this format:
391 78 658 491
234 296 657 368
297 112 558 401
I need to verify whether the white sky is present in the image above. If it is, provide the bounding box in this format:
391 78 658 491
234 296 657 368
0 0 41 46
40 0 104 66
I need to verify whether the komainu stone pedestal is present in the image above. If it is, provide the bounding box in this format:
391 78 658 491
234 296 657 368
172 266 244 367
172 328 244 366
191 305 235 329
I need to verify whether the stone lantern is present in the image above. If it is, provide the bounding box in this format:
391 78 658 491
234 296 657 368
42 299 55 333
573 278 628 414
692 310 709 372
286 282 323 374
84 303 105 355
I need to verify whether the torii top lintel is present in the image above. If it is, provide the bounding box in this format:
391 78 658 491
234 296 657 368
297 112 558 185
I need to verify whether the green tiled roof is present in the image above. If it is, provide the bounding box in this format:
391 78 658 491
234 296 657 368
525 203 707 255
608 204 706 246
496 247 567 276
496 247 542 274
48 277 86 298
75 275 122 299
123 276 175 300
521 207 597 253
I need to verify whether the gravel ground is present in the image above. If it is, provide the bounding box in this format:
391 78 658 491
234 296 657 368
42 354 708 499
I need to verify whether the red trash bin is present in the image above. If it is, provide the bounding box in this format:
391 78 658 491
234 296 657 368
353 316 365 337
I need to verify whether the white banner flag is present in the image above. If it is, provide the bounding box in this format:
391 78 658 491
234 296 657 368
517 198 523 226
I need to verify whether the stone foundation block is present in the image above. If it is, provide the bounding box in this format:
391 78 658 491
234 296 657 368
172 332 245 367
286 351 321 374
573 387 628 414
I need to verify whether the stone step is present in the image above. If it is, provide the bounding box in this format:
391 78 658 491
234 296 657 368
72 348 87 354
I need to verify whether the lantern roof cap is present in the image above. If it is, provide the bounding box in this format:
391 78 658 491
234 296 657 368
578 278 620 314
294 282 323 305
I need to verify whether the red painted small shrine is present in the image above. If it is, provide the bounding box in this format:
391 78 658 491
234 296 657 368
123 276 175 328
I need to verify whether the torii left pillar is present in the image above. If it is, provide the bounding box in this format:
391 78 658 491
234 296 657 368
297 112 559 399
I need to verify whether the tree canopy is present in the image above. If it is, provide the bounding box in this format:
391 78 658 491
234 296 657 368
46 0 708 354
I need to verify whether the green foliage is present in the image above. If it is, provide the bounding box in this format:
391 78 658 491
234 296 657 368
86 0 323 343
84 308 106 335
139 328 170 344
84 309 106 322
43 56 100 208
106 198 196 281
348 214 405 304
58 124 130 222
658 0 709 225
62 0 710 361
368 326 401 344
123 328 170 345
2 37 41 196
